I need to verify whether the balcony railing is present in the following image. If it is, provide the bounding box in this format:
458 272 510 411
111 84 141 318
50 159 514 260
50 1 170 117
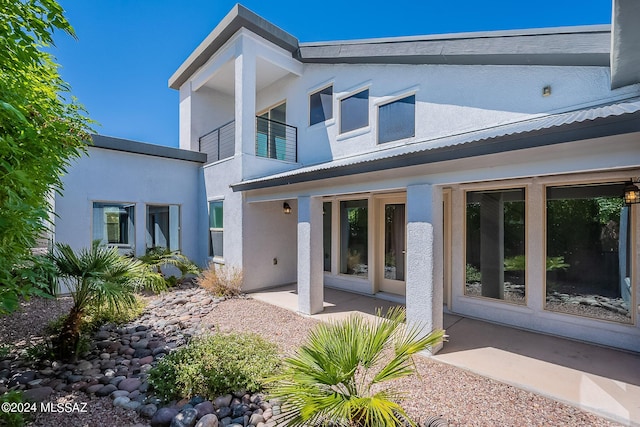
199 120 235 164
199 117 298 164
256 116 297 162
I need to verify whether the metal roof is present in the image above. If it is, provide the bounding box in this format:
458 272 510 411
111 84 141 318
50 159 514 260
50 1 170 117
231 97 640 191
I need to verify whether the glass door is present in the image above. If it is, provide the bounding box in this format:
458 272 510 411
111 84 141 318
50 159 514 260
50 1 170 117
378 197 406 295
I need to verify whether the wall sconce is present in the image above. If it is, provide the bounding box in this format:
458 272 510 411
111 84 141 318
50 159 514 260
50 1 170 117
624 180 640 205
542 85 552 97
283 202 292 214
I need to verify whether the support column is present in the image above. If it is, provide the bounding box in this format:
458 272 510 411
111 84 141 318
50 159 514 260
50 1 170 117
234 40 256 157
406 184 443 351
480 193 504 299
134 202 146 257
297 196 324 315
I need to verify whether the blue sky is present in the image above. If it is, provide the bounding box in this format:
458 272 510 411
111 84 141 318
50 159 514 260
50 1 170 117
53 0 612 148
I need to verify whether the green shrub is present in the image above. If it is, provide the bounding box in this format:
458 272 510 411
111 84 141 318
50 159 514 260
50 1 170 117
148 332 280 402
0 390 29 427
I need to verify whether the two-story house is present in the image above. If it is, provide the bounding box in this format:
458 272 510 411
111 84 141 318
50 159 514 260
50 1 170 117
56 2 640 353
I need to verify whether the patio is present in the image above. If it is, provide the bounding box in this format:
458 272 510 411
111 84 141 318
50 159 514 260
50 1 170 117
250 284 640 426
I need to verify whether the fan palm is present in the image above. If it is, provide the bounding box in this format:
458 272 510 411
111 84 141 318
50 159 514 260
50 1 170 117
269 307 445 427
137 246 200 284
51 241 165 360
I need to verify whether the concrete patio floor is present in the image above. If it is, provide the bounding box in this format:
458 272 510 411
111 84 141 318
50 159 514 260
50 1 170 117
250 285 640 427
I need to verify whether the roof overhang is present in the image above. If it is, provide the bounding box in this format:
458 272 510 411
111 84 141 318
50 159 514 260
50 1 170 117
297 26 611 66
169 4 299 90
231 99 640 192
91 134 207 163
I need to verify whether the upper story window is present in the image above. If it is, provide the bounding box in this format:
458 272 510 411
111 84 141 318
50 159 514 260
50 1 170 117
309 85 333 126
340 89 369 134
378 95 415 144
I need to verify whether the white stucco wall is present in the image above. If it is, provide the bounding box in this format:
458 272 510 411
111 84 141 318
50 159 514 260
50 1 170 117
55 146 205 265
249 61 640 168
242 200 298 291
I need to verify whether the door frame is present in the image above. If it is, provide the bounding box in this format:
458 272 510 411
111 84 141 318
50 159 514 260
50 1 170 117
375 194 407 295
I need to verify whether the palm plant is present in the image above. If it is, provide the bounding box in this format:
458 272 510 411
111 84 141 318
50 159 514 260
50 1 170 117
269 307 445 427
137 246 200 285
51 241 165 360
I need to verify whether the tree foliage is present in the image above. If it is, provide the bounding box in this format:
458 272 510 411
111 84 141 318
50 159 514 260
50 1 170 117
0 0 92 314
51 241 165 360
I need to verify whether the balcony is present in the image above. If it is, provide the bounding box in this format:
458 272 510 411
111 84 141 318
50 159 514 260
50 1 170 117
199 120 235 164
199 117 297 164
256 116 297 162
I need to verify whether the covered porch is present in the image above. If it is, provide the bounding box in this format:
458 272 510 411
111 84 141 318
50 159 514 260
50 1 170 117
250 284 640 427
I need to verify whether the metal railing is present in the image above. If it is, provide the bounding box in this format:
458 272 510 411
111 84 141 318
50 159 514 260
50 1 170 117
255 116 297 162
199 120 235 164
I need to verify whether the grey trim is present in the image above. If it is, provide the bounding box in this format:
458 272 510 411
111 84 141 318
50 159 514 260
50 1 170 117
231 112 640 192
296 28 611 66
91 134 207 163
611 0 640 89
169 4 299 90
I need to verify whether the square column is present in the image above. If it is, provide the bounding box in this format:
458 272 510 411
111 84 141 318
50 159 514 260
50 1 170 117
406 184 443 350
297 196 324 315
234 42 256 157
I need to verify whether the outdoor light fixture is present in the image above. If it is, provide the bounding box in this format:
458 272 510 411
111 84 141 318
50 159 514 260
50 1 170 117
283 202 292 214
542 85 552 97
624 180 640 205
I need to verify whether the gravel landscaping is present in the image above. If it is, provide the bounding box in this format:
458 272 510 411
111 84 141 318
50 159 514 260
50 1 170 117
0 285 623 427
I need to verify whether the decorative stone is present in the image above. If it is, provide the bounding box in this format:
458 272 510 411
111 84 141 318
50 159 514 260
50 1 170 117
194 401 215 418
118 377 142 392
113 396 131 408
214 394 233 409
139 403 158 418
150 407 180 427
249 414 265 425
96 384 118 397
216 406 232 419
170 408 198 427
195 414 219 427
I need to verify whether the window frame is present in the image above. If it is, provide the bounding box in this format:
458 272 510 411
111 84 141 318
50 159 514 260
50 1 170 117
208 199 224 260
376 93 416 144
338 85 371 136
92 201 136 249
309 84 334 127
543 180 635 324
146 204 181 252
462 185 528 307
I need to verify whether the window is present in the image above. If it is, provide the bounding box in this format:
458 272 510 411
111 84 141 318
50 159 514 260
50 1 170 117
378 95 415 144
465 188 526 304
256 103 288 160
546 183 631 323
209 201 223 258
340 200 368 277
340 89 369 134
310 86 333 126
146 205 180 252
323 202 332 272
93 202 135 247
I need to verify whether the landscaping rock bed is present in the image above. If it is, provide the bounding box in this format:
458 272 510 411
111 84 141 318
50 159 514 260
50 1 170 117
1 284 624 426
1 285 283 426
